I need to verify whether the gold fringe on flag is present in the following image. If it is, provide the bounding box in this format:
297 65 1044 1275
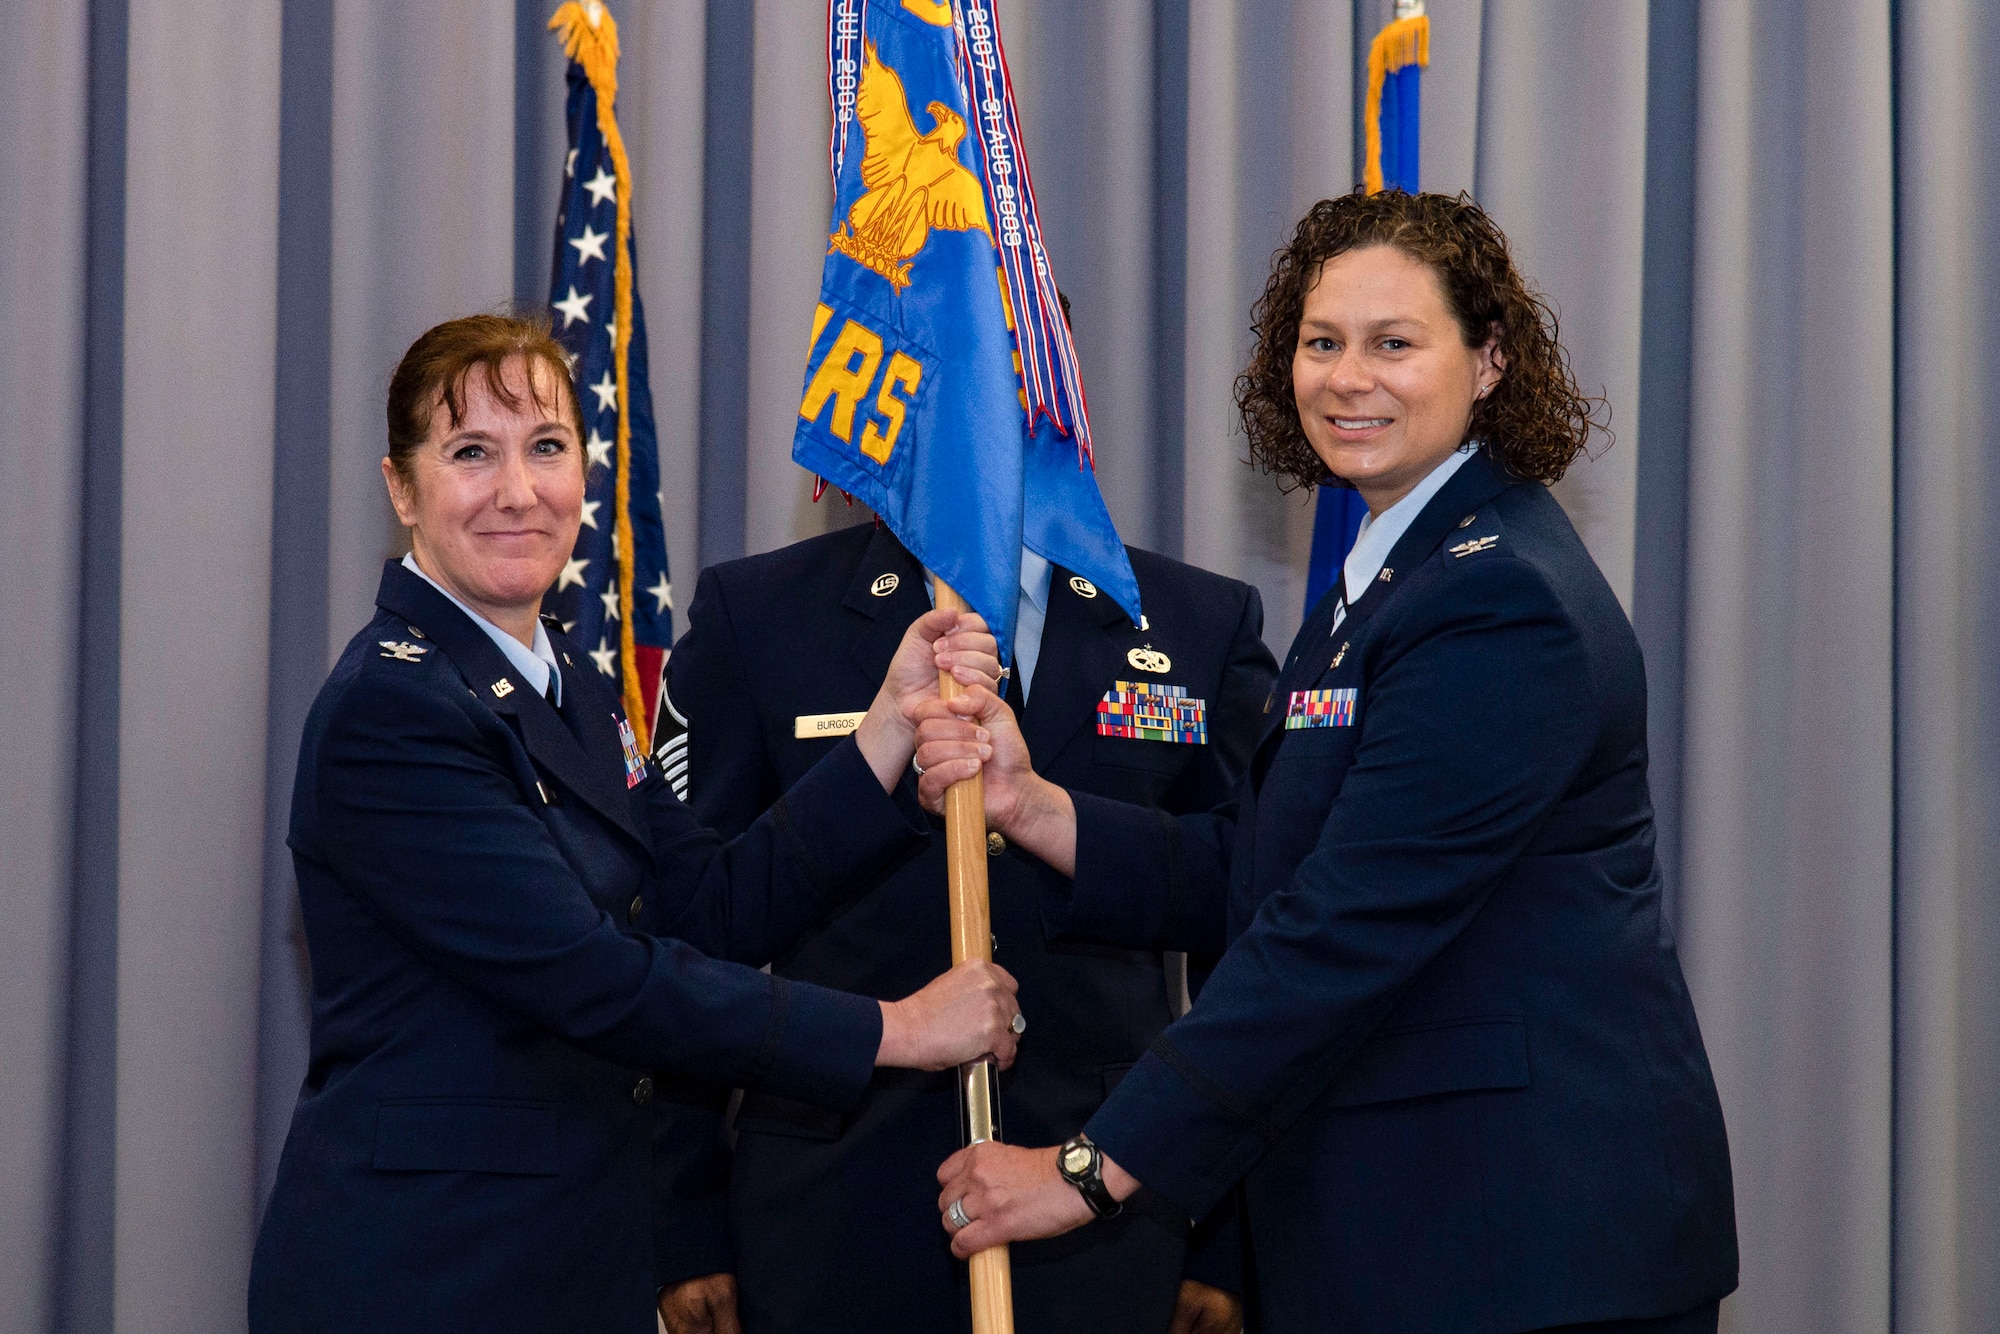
549 0 648 734
1362 13 1430 195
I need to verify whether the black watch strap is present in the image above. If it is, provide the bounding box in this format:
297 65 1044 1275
1057 1134 1124 1220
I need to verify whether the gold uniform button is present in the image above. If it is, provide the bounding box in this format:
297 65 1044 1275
987 831 1006 857
627 895 644 923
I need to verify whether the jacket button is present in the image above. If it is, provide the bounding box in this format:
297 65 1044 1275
627 895 644 923
632 1077 654 1106
987 831 1006 856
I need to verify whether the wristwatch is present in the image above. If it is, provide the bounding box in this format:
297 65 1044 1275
1056 1134 1123 1220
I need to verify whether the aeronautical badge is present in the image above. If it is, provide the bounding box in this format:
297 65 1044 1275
1450 535 1499 557
1096 681 1208 744
378 641 429 662
615 713 648 788
1285 687 1357 730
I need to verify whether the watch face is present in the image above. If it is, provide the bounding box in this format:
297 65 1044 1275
1062 1144 1094 1176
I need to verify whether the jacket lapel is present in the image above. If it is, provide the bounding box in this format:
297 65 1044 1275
374 561 647 848
1252 450 1521 755
843 526 929 690
1019 565 1134 765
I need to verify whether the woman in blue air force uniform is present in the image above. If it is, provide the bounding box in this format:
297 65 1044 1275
248 315 1022 1334
916 192 1739 1333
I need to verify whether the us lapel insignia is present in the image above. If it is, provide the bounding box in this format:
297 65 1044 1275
490 678 515 698
870 572 899 596
1378 568 1394 583
1330 641 1349 669
378 640 429 662
1127 646 1171 674
1097 681 1208 744
1069 576 1098 598
615 714 648 788
1449 535 1500 557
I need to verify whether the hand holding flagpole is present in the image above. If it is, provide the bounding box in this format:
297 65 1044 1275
931 578 1016 1334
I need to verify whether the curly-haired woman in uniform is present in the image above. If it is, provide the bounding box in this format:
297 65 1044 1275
915 190 1739 1334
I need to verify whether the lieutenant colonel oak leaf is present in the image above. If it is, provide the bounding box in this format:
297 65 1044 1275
829 41 992 290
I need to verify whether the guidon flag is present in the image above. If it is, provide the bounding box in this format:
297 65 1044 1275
794 0 1140 666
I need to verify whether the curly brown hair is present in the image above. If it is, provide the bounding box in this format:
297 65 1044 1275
1235 188 1604 492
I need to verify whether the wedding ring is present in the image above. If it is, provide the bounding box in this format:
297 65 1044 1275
912 758 927 778
948 1198 971 1230
1010 1012 1027 1036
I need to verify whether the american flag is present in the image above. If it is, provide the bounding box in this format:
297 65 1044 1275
545 3 673 738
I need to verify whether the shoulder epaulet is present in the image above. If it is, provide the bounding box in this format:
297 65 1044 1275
1443 508 1506 561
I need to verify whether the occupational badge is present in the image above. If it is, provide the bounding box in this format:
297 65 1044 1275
378 641 429 662
1126 646 1171 674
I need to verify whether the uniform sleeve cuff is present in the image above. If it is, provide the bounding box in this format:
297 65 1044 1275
1053 791 1181 948
1084 1042 1266 1223
748 976 882 1111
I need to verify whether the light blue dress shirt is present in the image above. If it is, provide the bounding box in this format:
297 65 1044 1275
1331 445 1477 635
401 552 565 705
923 548 1055 702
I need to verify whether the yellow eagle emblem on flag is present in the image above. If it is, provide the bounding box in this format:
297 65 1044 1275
828 42 992 291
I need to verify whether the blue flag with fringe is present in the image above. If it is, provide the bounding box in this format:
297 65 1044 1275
794 0 1139 665
1304 2 1429 614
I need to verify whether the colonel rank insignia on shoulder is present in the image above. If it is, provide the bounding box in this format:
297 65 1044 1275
1096 681 1208 744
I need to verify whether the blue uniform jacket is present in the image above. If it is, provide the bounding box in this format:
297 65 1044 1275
1054 452 1739 1332
248 560 928 1334
656 523 1277 1333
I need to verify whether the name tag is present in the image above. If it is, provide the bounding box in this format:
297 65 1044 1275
1286 688 1357 729
1096 681 1208 744
794 711 867 739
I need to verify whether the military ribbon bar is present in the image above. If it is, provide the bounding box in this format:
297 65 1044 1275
1097 681 1209 745
1286 687 1358 729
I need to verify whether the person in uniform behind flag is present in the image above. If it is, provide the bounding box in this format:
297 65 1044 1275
651 521 1277 1328
916 190 1739 1333
248 314 1028 1334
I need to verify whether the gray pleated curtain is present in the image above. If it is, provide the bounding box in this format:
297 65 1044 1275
3 2 1995 1331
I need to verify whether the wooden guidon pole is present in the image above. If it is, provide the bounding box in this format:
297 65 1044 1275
930 578 1016 1334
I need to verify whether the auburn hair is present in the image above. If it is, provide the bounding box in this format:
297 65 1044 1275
1235 188 1605 492
385 313 585 480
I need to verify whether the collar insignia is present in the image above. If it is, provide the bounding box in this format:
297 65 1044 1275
870 572 900 597
1069 576 1098 599
491 678 516 699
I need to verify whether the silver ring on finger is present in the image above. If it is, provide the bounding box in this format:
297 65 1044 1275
948 1197 972 1231
912 757 927 778
1009 1012 1027 1036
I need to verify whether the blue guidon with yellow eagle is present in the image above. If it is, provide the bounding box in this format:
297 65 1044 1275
793 0 1143 671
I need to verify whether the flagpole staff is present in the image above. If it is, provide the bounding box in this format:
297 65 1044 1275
930 576 1017 1334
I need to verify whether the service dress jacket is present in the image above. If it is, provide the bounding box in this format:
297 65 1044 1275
656 523 1277 1333
1056 451 1739 1333
248 560 928 1334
